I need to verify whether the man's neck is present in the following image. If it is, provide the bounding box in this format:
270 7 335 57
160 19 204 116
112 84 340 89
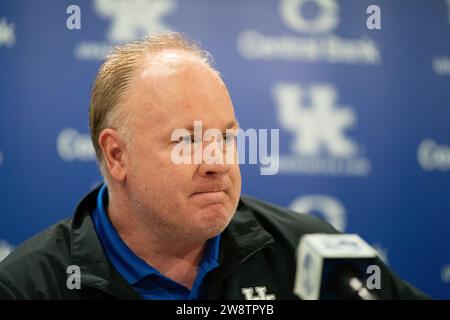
107 192 206 289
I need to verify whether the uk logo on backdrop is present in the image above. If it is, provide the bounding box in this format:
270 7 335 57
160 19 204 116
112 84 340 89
74 0 176 60
237 0 381 64
272 82 371 176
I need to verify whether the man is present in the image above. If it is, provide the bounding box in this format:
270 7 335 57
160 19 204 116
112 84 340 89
0 32 427 300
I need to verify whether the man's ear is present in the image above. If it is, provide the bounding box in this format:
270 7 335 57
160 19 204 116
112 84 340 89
98 128 128 181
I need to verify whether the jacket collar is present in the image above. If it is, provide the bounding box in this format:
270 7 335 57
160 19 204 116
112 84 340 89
69 185 275 298
70 185 141 299
208 199 276 290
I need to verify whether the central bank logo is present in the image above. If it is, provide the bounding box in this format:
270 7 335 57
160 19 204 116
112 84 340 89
300 253 315 295
57 128 96 162
237 0 380 64
289 195 390 263
273 83 371 176
279 0 339 34
417 139 450 171
75 0 176 60
290 195 346 231
442 265 450 283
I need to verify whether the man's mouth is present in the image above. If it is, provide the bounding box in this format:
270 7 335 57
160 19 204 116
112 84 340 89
192 189 225 195
190 184 229 203
190 190 227 205
191 183 228 196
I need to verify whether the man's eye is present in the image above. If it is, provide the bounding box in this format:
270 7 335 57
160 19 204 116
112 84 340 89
181 135 193 144
223 132 236 144
178 135 198 144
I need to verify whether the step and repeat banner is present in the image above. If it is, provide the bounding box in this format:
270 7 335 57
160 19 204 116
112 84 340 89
0 0 449 298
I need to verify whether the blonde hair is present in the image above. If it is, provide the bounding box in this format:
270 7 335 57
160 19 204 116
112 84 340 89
89 32 216 177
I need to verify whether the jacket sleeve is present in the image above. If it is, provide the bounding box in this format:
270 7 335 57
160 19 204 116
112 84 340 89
0 277 18 300
377 259 430 300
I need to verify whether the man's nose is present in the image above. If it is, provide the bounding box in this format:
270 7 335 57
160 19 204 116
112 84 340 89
197 162 232 178
197 138 234 178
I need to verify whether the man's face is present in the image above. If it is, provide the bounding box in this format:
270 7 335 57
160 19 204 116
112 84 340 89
120 50 242 242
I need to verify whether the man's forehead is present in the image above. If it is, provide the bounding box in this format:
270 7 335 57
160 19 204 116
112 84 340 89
125 49 235 134
159 107 239 132
139 49 209 79
129 49 224 105
182 119 240 132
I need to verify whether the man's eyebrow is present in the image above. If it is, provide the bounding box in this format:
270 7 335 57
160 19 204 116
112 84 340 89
182 120 240 132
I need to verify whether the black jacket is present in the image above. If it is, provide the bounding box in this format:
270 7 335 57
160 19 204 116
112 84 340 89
0 186 428 300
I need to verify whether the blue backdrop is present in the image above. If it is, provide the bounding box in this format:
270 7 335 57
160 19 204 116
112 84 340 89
0 0 449 299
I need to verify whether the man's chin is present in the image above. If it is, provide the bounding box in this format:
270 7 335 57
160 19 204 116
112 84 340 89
196 208 233 238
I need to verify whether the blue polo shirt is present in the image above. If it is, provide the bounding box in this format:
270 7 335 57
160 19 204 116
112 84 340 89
91 184 221 300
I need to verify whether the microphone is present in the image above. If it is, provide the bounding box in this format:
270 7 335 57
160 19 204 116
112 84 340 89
293 234 380 300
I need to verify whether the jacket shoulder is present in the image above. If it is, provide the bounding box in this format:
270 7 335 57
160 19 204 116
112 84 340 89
239 194 339 247
0 218 73 299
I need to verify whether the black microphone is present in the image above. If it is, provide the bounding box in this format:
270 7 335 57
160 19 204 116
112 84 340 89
293 234 381 300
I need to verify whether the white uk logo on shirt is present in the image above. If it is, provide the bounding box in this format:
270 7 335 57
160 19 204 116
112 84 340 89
241 286 276 300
